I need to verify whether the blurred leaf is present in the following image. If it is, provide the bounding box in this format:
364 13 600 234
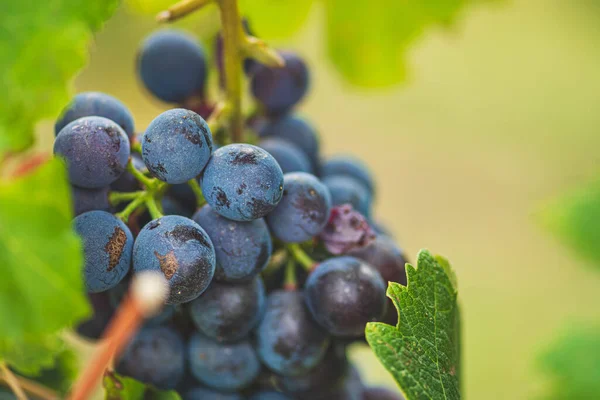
324 0 469 87
538 325 600 399
239 0 315 39
540 179 600 267
126 0 177 14
104 371 182 400
0 0 119 155
28 345 79 394
366 249 460 400
0 159 90 369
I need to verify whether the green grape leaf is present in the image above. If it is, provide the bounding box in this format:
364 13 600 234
239 0 315 39
366 249 461 400
103 371 182 400
0 160 90 346
537 325 600 399
0 335 64 376
540 179 600 267
0 0 119 155
27 344 79 394
324 0 470 87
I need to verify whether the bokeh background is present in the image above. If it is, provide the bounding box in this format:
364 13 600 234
49 0 600 398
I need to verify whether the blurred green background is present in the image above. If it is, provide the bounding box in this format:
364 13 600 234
52 0 600 398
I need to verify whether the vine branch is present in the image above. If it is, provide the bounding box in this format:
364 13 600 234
0 362 29 400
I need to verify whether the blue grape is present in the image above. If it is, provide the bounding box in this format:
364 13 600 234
74 211 133 293
55 92 135 139
183 387 243 400
256 290 330 376
192 204 272 282
201 144 284 221
133 215 216 304
188 333 260 391
249 392 291 400
348 235 407 286
251 51 309 115
117 326 185 390
189 277 265 342
363 387 405 400
54 116 130 189
321 175 372 218
258 115 319 168
76 291 114 340
304 257 386 336
259 138 312 174
138 30 207 103
71 185 110 216
320 155 375 195
142 109 213 184
168 182 199 213
266 172 331 243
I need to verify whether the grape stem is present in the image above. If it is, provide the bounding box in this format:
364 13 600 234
187 179 206 208
0 362 28 400
284 258 297 290
109 190 145 205
126 159 157 190
130 141 142 155
217 0 244 142
145 196 163 220
156 0 212 22
0 369 59 400
115 193 148 222
287 243 316 271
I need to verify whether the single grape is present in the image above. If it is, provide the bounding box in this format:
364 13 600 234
168 182 199 213
363 386 405 400
320 155 375 196
183 387 243 400
138 30 207 103
256 290 330 376
189 277 265 342
266 173 331 243
117 326 185 390
251 51 309 115
201 144 284 221
257 115 319 168
321 175 372 218
141 109 213 184
71 185 110 216
276 342 348 395
249 392 291 400
74 211 133 293
54 116 130 189
348 235 407 286
188 333 260 391
76 291 114 340
192 204 272 282
54 92 135 139
259 138 312 174
304 256 386 336
133 215 216 304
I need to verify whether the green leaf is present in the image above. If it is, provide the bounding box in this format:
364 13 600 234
27 344 79 394
540 179 600 267
103 371 182 400
239 0 315 39
366 249 460 400
0 0 119 155
537 325 600 399
0 159 90 368
324 0 470 87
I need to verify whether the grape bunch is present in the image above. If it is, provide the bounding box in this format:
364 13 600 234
54 27 407 400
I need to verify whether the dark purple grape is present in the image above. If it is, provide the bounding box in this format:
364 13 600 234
76 291 114 340
189 277 265 342
251 51 309 115
266 172 331 243
320 155 375 196
256 290 330 376
259 138 313 174
54 116 130 189
71 185 110 216
322 175 372 218
304 256 386 336
348 235 407 286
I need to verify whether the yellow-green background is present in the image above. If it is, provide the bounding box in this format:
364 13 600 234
61 0 600 398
